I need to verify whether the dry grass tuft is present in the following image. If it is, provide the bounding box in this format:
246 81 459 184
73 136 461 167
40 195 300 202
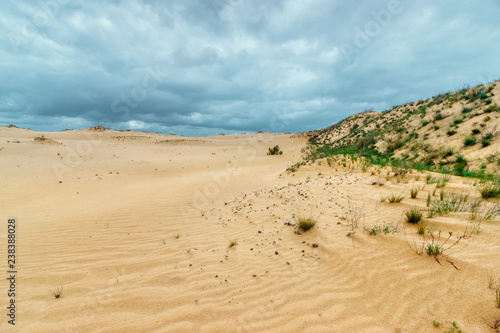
51 285 64 299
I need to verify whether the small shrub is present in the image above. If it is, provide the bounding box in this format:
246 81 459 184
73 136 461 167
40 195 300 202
481 132 493 147
463 136 476 147
462 107 473 114
483 132 494 140
442 148 454 158
455 155 467 164
453 118 463 125
405 206 423 224
481 138 491 147
297 217 317 231
267 145 283 155
471 128 480 135
447 130 457 136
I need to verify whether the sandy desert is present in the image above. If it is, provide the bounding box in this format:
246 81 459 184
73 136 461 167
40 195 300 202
1 125 499 332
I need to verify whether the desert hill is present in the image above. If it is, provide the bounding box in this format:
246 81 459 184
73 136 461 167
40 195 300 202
309 80 500 176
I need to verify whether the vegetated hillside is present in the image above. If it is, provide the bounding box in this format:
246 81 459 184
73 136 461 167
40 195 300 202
309 80 500 178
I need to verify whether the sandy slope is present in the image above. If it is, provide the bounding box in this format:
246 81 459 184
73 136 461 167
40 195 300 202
1 127 499 332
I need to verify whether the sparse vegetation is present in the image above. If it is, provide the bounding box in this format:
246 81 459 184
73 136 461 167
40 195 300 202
428 192 469 216
485 104 500 113
444 321 462 333
410 187 419 199
305 81 500 184
405 229 467 270
228 240 238 248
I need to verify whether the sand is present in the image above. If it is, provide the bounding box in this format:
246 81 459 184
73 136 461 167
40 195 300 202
1 126 499 332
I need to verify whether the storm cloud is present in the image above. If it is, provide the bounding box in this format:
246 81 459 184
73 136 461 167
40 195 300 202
1 0 499 135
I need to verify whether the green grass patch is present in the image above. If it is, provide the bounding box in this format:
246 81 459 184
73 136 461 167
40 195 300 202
463 136 477 146
405 206 423 224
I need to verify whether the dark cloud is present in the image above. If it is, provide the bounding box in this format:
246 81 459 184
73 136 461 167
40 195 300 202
1 0 500 136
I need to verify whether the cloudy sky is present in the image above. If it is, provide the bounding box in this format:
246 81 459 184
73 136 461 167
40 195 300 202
1 0 500 136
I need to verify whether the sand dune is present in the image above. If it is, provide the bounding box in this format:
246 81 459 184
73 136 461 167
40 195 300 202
1 127 499 332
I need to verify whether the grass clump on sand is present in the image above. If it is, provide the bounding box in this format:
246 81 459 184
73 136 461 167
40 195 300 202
410 187 419 199
228 240 238 248
267 145 283 155
405 206 423 224
478 182 500 198
51 285 63 299
297 216 317 231
386 193 405 203
463 136 477 147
